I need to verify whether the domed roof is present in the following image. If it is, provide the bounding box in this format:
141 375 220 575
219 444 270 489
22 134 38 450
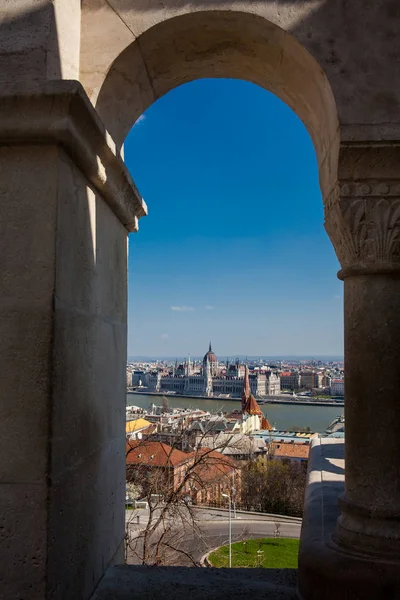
203 342 217 363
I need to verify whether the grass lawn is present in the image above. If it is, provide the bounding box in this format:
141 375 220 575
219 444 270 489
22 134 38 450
208 538 299 569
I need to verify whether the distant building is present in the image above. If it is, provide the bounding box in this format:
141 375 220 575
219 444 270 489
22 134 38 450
126 440 192 493
280 371 301 390
239 365 264 434
131 370 145 386
202 342 218 376
269 441 310 469
144 343 281 398
255 439 311 471
125 440 238 506
183 368 272 451
253 430 317 444
187 449 239 506
322 374 332 388
331 379 345 396
265 371 281 395
145 406 209 431
300 371 323 389
126 418 155 440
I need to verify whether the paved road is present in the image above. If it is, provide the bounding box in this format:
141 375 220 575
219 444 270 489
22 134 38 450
126 507 301 566
126 506 301 525
184 519 301 564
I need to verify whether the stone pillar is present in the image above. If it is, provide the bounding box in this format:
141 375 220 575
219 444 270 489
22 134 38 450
0 81 146 600
326 143 400 562
0 0 81 83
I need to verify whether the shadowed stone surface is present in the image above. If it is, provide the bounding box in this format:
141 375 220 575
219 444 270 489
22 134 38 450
0 82 145 600
91 565 298 600
299 438 400 600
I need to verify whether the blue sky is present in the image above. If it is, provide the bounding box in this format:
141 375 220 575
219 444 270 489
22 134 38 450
125 79 343 358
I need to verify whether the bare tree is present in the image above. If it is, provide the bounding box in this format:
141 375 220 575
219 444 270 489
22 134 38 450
241 457 306 517
125 428 243 566
161 396 169 414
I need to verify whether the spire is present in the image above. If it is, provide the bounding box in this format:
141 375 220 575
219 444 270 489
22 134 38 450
209 341 212 352
241 366 263 417
242 365 251 411
244 394 263 417
261 416 272 430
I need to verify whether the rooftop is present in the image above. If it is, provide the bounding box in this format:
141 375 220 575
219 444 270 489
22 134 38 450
254 431 317 442
126 441 191 467
126 418 152 433
188 448 236 483
244 394 263 416
271 442 310 459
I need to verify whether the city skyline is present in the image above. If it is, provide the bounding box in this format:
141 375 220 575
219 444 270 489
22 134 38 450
125 79 344 357
128 354 344 362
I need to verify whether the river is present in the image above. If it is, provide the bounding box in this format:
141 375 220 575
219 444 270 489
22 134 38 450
127 393 342 434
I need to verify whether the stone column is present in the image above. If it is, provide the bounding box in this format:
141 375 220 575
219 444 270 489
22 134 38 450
325 143 400 559
0 0 81 83
0 81 146 600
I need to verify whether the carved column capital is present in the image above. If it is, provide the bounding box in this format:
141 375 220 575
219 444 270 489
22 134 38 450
325 144 400 278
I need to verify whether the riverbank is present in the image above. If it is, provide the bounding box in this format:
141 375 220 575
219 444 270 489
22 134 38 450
127 390 344 408
126 393 342 433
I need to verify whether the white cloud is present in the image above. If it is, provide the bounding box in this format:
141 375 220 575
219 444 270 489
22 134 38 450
170 305 195 312
160 333 169 339
205 305 215 310
134 114 146 126
334 295 342 300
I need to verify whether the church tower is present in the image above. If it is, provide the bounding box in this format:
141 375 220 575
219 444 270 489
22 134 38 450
240 365 266 433
241 365 251 411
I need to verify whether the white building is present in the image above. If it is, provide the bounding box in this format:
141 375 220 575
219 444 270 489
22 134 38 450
144 344 281 398
331 379 345 396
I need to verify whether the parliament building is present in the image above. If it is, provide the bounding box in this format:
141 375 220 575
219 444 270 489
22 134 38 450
144 343 281 398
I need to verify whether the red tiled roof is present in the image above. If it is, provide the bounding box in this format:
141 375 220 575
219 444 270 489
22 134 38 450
126 440 191 467
261 416 272 430
188 448 236 484
270 442 310 459
244 394 263 416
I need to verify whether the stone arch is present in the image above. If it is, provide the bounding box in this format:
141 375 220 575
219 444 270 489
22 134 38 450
95 10 339 202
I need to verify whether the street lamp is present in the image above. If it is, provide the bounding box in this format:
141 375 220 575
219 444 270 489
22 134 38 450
231 471 237 519
221 492 232 568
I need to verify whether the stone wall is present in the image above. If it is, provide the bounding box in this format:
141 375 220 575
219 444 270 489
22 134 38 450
0 81 146 600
